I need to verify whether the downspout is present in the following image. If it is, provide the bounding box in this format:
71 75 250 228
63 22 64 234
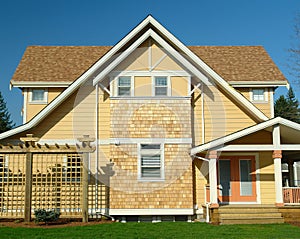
201 84 205 144
95 83 99 211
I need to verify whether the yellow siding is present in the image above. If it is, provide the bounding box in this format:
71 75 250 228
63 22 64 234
32 85 96 140
171 76 188 96
114 39 185 72
238 87 272 118
193 85 257 145
134 76 151 96
26 87 66 121
259 151 276 204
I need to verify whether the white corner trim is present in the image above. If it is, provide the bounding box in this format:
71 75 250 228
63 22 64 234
23 89 27 124
109 208 194 215
270 88 274 118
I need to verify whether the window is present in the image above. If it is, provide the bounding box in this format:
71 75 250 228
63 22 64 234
63 155 82 182
118 76 131 96
252 88 265 101
139 144 164 180
30 88 47 103
154 77 168 96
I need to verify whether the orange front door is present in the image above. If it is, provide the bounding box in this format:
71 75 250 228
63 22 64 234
217 156 256 203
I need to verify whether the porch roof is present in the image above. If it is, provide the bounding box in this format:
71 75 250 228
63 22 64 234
191 117 300 156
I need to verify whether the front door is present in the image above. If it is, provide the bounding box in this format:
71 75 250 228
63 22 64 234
218 156 256 203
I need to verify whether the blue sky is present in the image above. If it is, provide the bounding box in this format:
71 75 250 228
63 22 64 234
0 0 299 126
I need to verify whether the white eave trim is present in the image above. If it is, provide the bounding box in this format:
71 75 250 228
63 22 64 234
190 117 300 155
229 81 288 87
11 81 72 87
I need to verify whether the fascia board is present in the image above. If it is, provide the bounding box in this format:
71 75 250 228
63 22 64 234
228 81 288 87
11 81 71 87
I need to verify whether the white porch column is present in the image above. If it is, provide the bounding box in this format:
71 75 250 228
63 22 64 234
208 151 219 208
273 150 284 207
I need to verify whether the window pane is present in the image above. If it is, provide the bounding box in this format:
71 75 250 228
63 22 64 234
155 87 167 96
253 89 264 101
141 144 160 149
118 77 131 86
141 155 160 166
118 77 131 96
118 87 131 96
32 89 45 101
240 160 252 196
219 160 231 196
141 168 161 178
155 77 167 86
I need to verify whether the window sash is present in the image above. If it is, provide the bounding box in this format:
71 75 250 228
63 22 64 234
155 77 168 96
118 77 131 96
140 144 162 179
252 89 265 101
32 89 45 101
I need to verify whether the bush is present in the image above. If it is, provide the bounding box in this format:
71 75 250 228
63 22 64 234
34 209 60 224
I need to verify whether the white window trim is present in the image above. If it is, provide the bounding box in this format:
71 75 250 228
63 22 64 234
250 87 268 103
114 76 134 97
29 88 48 104
152 76 171 97
137 143 165 181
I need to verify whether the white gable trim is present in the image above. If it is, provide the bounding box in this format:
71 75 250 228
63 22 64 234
92 29 211 86
0 15 271 140
190 117 300 155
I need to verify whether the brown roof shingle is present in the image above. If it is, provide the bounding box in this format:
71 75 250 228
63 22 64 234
188 46 286 82
11 46 112 83
11 45 287 84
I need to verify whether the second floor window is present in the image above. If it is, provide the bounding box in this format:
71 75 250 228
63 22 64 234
30 88 47 103
252 88 265 101
118 76 131 96
155 77 168 96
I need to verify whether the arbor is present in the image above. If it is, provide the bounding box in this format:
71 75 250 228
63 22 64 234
0 91 14 133
274 87 300 123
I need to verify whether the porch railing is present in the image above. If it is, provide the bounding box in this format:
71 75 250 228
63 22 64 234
283 187 300 205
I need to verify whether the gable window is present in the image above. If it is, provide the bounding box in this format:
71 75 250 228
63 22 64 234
118 76 131 96
252 88 266 102
154 77 168 96
138 144 164 181
30 88 47 103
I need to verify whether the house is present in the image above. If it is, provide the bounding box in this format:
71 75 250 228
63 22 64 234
1 15 300 224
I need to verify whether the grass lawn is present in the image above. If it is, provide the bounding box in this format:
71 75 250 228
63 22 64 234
0 222 299 239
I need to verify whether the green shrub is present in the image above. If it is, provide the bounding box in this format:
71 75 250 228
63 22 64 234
34 209 60 224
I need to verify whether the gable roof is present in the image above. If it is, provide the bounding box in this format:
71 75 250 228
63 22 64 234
0 15 286 140
11 45 286 85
